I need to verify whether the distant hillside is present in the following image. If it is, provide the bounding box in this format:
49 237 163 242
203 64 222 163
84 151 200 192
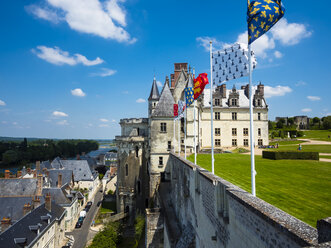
0 136 114 143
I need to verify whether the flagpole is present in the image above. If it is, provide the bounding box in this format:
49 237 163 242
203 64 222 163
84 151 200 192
178 117 180 155
173 118 175 153
248 44 256 197
210 41 214 174
193 69 197 165
184 107 187 159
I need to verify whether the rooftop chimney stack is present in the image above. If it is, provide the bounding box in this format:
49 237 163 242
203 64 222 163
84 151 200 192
1 217 11 232
257 83 264 96
27 168 31 175
220 84 227 98
58 173 62 188
36 161 40 171
23 203 32 216
37 174 43 196
82 152 86 156
76 154 80 160
33 171 37 178
33 196 41 209
45 193 51 212
4 170 10 179
17 171 22 178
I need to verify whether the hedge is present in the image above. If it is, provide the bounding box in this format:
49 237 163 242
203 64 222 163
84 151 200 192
262 151 319 160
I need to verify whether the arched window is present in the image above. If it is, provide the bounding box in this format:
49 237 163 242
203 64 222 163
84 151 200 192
125 164 128 176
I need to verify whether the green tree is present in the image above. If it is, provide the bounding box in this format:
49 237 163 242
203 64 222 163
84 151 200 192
288 118 294 126
2 150 19 164
276 120 284 129
322 116 331 130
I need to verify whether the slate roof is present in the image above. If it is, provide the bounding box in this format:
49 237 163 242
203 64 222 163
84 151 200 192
203 87 267 108
152 81 175 117
48 169 73 188
40 161 52 170
148 77 160 101
60 160 97 181
0 202 65 248
0 196 45 223
186 73 194 88
51 157 63 169
42 187 71 205
0 179 38 197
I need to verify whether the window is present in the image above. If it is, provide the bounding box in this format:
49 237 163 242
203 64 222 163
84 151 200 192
231 98 237 106
159 157 163 166
215 98 220 106
160 123 167 132
258 113 261 121
243 139 249 147
243 128 249 136
232 128 237 136
125 164 128 176
215 139 221 146
168 141 171 150
257 99 261 106
215 112 220 120
258 139 263 146
215 128 221 136
232 139 237 147
258 128 261 136
232 112 237 120
135 146 139 157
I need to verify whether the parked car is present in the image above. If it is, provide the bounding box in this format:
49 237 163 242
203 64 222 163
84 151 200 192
79 210 87 218
75 221 82 228
86 201 93 206
97 201 102 207
99 189 103 193
78 217 84 223
84 207 90 213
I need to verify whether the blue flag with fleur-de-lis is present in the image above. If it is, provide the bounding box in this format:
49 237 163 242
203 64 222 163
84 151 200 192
247 0 285 44
184 87 194 107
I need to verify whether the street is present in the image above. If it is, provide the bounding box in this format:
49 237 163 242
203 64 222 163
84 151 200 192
67 188 103 248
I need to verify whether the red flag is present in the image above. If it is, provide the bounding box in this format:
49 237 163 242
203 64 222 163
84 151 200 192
194 73 209 100
173 104 178 117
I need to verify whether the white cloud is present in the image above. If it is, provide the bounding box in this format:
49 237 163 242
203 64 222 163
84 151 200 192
25 5 62 23
136 98 146 103
57 120 69 125
29 0 135 43
99 124 109 128
237 31 275 58
100 118 109 122
122 90 129 94
0 100 6 106
295 81 307 87
307 96 321 101
52 111 68 117
156 81 162 87
71 88 86 97
33 46 103 66
264 85 292 98
271 18 312 46
301 108 312 113
12 122 18 125
274 51 283 59
90 68 116 77
196 36 228 52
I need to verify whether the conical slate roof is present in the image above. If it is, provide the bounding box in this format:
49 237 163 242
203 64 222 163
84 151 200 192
186 73 194 88
148 77 160 101
152 81 175 117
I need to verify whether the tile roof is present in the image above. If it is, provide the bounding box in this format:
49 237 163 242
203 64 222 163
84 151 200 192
0 202 65 247
152 81 175 117
0 179 38 197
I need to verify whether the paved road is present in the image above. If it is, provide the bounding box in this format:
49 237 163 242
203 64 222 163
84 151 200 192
67 189 103 248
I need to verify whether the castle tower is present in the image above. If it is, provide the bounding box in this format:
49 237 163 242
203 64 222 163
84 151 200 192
148 77 160 117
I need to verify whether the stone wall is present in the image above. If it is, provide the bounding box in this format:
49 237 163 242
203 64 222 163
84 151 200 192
156 153 327 248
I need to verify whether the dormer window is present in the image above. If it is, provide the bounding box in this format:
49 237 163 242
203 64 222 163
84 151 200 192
215 99 220 106
257 99 261 107
231 98 238 106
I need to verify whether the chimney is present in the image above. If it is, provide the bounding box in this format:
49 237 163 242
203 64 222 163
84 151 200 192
17 171 22 178
37 174 43 196
32 196 41 208
4 170 10 179
58 173 62 188
170 74 175 88
257 83 264 96
1 217 11 232
33 170 37 178
220 84 226 98
76 154 80 160
244 84 250 98
27 168 31 174
173 63 188 87
36 161 41 171
82 152 86 156
23 203 32 216
45 193 51 212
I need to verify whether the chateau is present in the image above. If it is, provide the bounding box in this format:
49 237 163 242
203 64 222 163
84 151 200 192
115 63 329 247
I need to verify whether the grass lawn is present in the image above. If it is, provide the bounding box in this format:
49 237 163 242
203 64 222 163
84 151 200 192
272 145 331 153
100 201 116 213
302 130 331 141
269 140 307 146
188 153 331 227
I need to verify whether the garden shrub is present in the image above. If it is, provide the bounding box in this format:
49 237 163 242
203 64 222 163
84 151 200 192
262 151 319 160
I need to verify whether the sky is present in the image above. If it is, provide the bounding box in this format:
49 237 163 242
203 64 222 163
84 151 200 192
0 0 330 139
